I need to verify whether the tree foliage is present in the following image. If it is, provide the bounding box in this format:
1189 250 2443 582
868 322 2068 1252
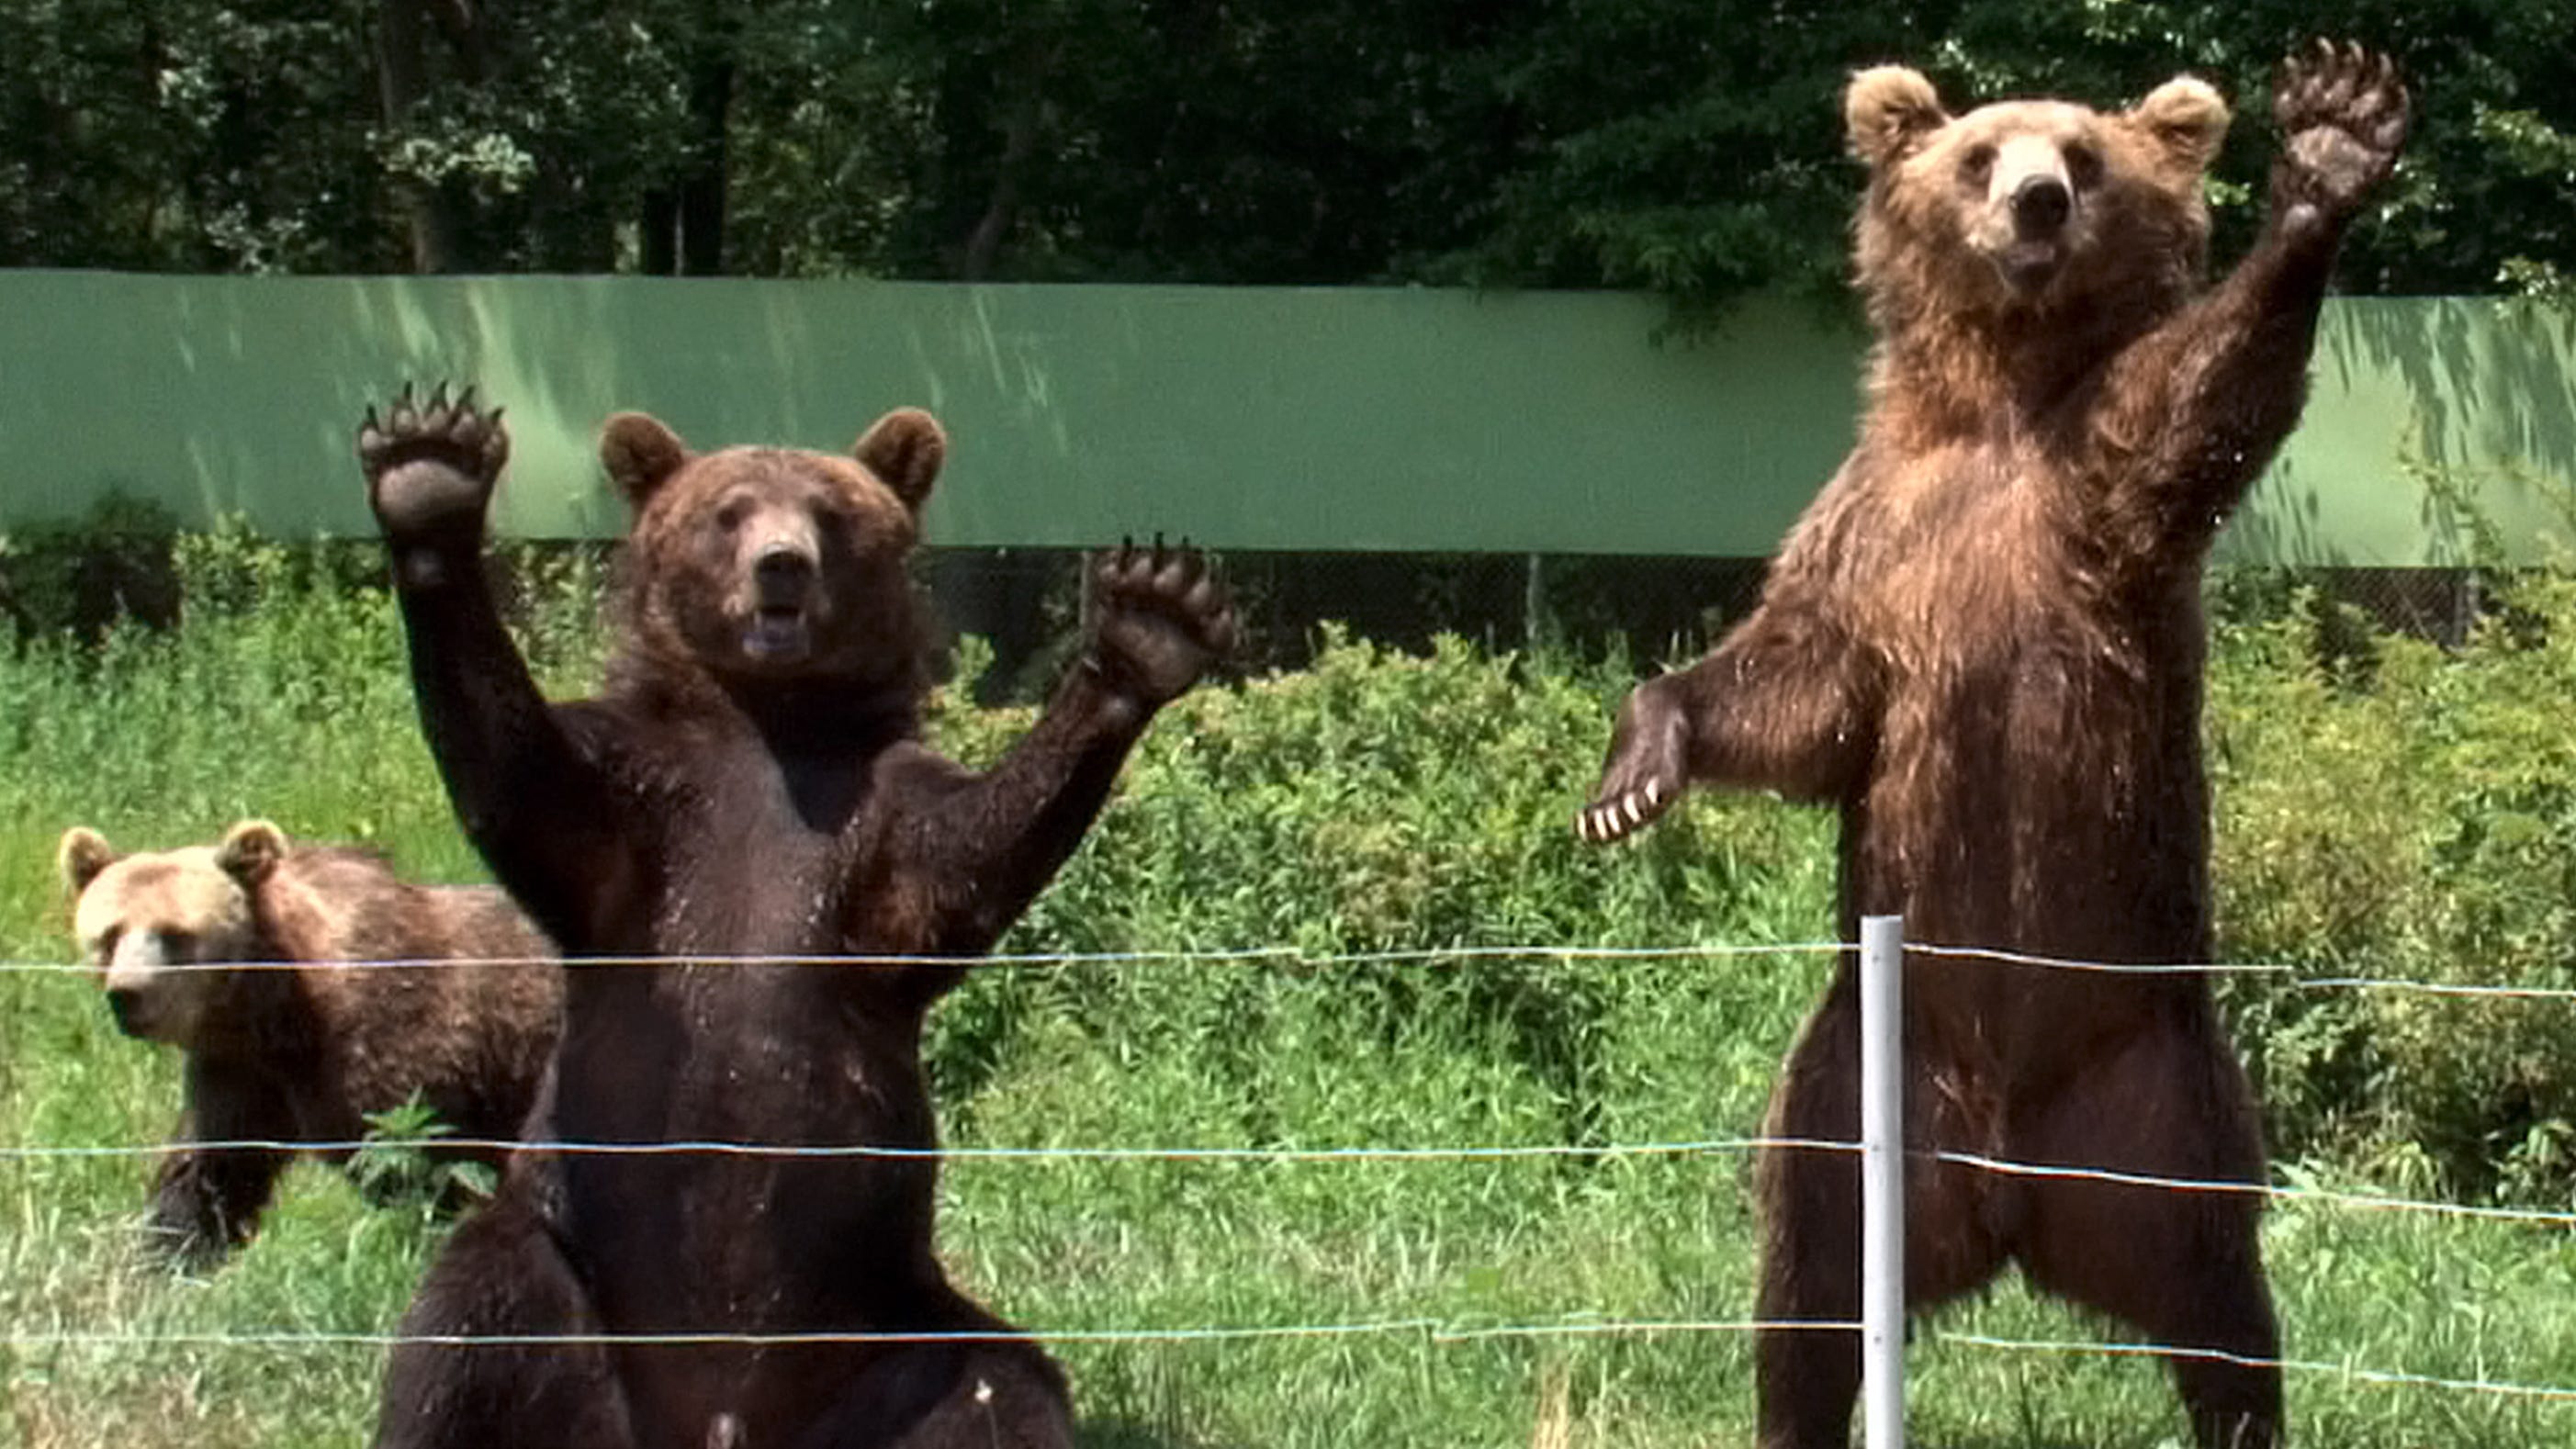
2 1 2571 309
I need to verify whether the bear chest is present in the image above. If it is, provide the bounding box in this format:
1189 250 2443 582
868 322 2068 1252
645 739 880 950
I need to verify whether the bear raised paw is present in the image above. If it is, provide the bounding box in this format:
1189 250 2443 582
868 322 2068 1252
1084 537 1239 720
358 383 510 545
2272 39 2409 236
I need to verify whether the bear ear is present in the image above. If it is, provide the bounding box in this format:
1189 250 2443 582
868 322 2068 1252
2130 74 2230 173
853 408 947 513
58 827 116 896
600 412 692 511
214 820 288 888
1847 65 1948 167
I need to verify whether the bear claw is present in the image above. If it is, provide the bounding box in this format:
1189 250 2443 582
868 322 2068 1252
1575 787 1666 845
1577 676 1690 844
357 382 512 545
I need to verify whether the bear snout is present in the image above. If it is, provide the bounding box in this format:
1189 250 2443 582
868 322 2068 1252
104 984 156 1039
740 543 823 664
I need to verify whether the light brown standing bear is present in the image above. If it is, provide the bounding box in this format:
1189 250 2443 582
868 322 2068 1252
59 819 560 1266
1579 41 2409 1449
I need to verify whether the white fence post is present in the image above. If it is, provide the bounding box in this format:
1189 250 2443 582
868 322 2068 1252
1859 914 1906 1449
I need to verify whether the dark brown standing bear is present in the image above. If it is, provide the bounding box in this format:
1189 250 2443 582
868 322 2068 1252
56 819 559 1266
1578 41 2408 1449
356 385 1233 1449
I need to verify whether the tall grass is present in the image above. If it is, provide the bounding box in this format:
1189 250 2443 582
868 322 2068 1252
5 536 2576 1444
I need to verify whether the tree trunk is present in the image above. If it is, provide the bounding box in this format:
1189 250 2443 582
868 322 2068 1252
678 52 733 275
373 0 461 272
639 188 680 275
961 91 1042 281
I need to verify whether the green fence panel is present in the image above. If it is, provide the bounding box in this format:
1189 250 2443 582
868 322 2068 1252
2 272 2570 563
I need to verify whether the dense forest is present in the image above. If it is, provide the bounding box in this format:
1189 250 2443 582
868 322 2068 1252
4 1 2572 320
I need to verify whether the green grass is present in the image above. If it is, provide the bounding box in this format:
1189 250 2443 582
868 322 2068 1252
7 558 2576 1446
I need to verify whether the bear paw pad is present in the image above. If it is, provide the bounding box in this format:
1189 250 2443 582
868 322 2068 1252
356 382 511 542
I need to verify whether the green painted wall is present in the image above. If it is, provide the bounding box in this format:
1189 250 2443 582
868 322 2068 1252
2 272 2570 563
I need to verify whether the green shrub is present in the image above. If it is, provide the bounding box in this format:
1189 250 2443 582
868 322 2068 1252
930 627 1837 1150
2212 571 2576 1202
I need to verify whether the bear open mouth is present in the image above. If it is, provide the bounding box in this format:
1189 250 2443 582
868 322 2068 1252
744 604 812 662
1996 240 2064 292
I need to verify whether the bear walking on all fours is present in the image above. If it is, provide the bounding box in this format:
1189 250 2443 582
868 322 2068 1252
1579 41 2408 1449
56 819 559 1268
356 385 1234 1449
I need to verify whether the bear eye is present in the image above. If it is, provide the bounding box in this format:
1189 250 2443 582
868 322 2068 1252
1959 143 1996 186
2064 142 2103 190
714 500 749 534
95 925 122 960
159 928 197 960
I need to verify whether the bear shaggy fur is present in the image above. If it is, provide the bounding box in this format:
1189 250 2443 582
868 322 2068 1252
1579 41 2408 1449
56 819 558 1267
356 386 1234 1449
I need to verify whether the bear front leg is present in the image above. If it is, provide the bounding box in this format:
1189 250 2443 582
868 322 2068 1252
880 541 1234 955
356 386 634 950
144 1064 296 1269
2095 41 2408 566
1579 599 1876 843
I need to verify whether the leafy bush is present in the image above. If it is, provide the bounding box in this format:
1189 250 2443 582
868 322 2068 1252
2212 571 2576 1202
930 627 1837 1150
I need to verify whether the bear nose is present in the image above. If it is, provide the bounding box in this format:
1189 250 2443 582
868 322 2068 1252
2012 174 2072 235
104 987 148 1037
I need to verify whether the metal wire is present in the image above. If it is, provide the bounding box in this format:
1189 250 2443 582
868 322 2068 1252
0 1319 1856 1352
0 1134 1853 1163
0 942 1839 975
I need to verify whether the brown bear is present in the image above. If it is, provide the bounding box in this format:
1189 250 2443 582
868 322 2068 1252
354 385 1234 1449
1578 41 2409 1449
56 819 559 1267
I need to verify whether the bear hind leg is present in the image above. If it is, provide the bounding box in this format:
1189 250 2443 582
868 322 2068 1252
2011 1022 2281 1449
372 1184 628 1449
1755 984 2011 1449
787 1342 1071 1449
